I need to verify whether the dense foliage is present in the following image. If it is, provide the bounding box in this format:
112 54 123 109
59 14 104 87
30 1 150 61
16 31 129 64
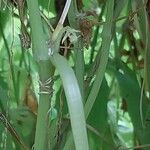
0 0 150 149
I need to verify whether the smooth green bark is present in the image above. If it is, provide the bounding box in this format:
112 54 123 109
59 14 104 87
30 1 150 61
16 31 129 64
26 0 54 149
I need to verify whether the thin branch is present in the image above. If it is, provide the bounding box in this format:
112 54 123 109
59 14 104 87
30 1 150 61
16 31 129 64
125 144 150 150
96 2 147 26
40 11 54 32
140 78 145 128
58 0 71 26
0 112 28 150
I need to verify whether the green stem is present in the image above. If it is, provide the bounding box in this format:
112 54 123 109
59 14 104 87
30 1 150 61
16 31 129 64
68 1 85 100
85 0 114 118
26 0 54 149
90 6 105 64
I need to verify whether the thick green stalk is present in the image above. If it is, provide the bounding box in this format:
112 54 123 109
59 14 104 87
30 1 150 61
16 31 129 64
26 0 54 149
26 1 49 61
27 0 88 149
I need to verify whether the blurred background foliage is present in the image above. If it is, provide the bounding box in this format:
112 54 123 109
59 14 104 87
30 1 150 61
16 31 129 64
0 0 150 149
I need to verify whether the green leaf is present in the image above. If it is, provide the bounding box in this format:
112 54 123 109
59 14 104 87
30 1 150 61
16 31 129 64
50 53 89 150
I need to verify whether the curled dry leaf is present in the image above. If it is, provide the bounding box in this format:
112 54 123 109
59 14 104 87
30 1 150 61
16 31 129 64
79 11 98 48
